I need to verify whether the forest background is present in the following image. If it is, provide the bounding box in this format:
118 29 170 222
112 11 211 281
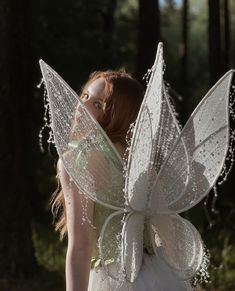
0 0 235 290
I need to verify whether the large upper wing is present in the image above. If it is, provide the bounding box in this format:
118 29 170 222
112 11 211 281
39 60 125 210
125 43 182 212
150 70 234 214
153 84 182 173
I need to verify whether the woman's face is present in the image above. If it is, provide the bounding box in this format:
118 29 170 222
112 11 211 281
70 78 107 140
80 77 106 121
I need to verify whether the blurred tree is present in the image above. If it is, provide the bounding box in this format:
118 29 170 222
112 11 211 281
160 2 181 90
223 0 231 71
100 0 117 67
208 0 223 85
137 0 160 81
179 0 189 123
180 0 188 87
0 0 38 278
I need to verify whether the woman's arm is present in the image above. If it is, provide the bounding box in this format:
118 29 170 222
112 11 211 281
57 159 94 291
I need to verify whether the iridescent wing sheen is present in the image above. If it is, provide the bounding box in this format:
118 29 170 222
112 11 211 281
39 60 125 210
149 214 203 279
125 43 182 213
150 70 234 214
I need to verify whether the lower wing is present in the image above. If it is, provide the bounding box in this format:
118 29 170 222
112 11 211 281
149 213 203 279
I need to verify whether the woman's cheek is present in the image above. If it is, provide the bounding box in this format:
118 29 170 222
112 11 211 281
88 108 100 120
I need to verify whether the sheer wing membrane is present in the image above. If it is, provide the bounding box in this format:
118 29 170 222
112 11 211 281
125 43 184 211
149 214 203 279
121 212 145 282
147 84 189 212
98 210 126 281
151 70 234 214
39 60 125 209
99 211 145 283
153 84 182 173
125 43 164 211
125 105 153 211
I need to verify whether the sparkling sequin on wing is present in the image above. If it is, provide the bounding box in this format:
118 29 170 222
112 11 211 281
150 70 234 214
39 60 125 210
149 214 203 279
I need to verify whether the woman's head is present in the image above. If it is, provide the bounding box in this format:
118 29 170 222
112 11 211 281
78 70 144 146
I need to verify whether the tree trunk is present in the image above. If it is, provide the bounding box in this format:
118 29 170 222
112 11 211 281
180 0 188 86
208 0 223 85
0 0 38 278
223 0 230 71
179 0 189 124
137 0 160 82
101 0 117 67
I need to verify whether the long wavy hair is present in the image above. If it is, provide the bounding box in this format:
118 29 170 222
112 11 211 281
51 70 144 240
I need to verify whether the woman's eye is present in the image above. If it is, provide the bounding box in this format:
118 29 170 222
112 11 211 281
94 101 102 110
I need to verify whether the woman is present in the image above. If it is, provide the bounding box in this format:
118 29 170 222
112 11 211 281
53 70 191 291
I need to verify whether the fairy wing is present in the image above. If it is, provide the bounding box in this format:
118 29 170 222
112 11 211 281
110 42 185 282
150 70 234 214
99 210 145 283
121 212 145 282
125 42 183 212
39 60 125 210
149 213 203 279
98 210 126 281
153 84 183 172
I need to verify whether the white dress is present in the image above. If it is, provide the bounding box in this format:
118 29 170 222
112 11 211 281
88 253 192 291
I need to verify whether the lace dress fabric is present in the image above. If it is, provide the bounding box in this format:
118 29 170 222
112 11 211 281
70 139 192 291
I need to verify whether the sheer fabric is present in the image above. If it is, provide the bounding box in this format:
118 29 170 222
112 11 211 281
88 253 192 291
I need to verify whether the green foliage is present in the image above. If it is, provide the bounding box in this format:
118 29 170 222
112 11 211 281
201 226 235 290
207 212 235 290
188 191 235 290
32 222 66 273
208 244 235 290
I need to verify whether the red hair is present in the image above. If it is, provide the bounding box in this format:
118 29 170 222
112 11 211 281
81 70 144 146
